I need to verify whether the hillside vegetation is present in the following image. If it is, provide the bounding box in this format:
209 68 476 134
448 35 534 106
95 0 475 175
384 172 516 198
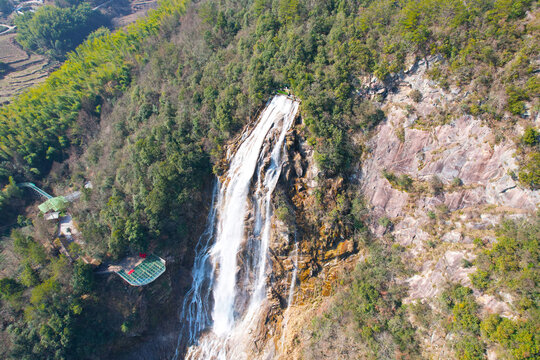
0 0 186 200
1 0 538 194
0 0 538 359
14 3 109 60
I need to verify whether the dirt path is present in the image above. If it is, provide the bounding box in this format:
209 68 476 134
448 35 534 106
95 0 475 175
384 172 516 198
0 24 15 36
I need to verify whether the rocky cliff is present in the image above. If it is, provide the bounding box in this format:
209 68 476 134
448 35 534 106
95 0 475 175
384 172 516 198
240 59 538 360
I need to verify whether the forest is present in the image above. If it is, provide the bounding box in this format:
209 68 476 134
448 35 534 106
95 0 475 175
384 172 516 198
0 0 538 358
14 2 109 60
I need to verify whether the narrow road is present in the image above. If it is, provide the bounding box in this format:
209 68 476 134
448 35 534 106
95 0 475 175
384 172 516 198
0 24 15 36
93 0 113 10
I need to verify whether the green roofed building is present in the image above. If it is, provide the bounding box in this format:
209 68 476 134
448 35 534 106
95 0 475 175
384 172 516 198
116 255 166 286
38 196 68 213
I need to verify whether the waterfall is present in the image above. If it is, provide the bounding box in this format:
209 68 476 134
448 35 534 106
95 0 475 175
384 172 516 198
279 237 298 351
174 95 299 360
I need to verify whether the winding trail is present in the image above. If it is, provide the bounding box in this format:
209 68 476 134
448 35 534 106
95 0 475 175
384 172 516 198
0 24 15 36
92 0 114 10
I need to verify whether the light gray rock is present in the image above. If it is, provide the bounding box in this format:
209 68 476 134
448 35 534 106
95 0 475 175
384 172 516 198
442 231 462 243
358 59 538 319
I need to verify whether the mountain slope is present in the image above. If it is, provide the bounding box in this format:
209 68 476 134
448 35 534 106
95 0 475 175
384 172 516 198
0 0 538 359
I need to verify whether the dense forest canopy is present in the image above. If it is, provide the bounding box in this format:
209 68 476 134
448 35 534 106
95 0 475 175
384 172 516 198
0 0 13 15
14 3 109 60
0 0 186 187
1 0 537 186
0 0 537 223
0 0 538 359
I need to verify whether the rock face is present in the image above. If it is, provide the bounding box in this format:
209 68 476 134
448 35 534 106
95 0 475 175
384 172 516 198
229 118 364 360
361 63 538 219
360 60 537 275
355 60 538 358
261 59 538 360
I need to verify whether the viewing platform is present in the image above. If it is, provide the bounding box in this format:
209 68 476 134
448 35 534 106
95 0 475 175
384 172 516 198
112 254 167 286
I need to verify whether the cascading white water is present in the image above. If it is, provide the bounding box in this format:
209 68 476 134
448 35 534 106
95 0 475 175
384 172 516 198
175 184 218 350
279 238 298 351
174 95 299 360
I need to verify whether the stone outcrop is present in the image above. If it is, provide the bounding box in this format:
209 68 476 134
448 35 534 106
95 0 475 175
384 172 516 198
263 59 538 360
356 60 538 359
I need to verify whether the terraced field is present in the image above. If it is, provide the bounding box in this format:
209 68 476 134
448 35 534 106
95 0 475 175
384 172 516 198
0 33 50 105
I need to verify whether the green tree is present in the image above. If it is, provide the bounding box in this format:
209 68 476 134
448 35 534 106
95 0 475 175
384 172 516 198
522 128 538 146
72 261 94 295
19 263 40 287
0 278 23 300
518 152 540 189
14 3 108 60
0 0 13 15
278 0 299 24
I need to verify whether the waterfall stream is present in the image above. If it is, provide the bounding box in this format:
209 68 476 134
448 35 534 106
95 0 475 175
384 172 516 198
279 237 298 351
174 95 299 359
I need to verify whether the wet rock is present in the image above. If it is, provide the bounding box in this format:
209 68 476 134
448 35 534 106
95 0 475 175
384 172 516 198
282 164 293 184
293 153 303 178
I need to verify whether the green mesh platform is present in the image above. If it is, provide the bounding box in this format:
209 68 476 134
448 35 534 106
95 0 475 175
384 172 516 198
116 255 166 286
38 196 68 213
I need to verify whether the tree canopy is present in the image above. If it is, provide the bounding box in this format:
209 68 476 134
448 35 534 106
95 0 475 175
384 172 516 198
14 3 109 60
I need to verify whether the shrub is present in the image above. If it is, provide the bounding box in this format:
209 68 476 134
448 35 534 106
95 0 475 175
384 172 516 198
410 301 432 328
350 197 367 230
378 216 392 229
462 258 473 268
518 152 540 189
481 314 539 360
441 285 484 351
435 204 450 217
382 170 413 191
429 175 444 195
473 237 484 247
275 205 291 223
469 269 490 290
452 177 463 187
0 278 23 300
410 89 423 103
382 169 396 183
395 126 405 143
441 284 473 310
472 218 538 316
397 174 413 190
455 335 486 360
522 127 538 146
506 86 528 115
72 261 95 295
19 263 40 287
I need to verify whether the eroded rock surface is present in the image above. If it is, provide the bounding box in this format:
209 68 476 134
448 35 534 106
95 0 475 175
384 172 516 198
358 61 538 355
270 60 538 359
